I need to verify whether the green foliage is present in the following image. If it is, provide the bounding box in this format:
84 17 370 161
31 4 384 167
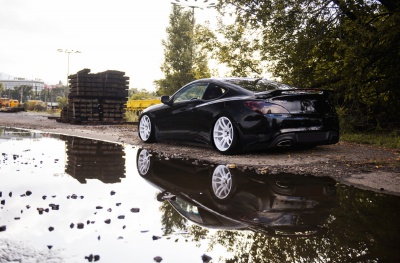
0 83 4 96
159 201 187 236
57 97 68 109
9 85 33 102
213 0 400 130
129 88 157 100
24 101 46 111
39 86 67 102
124 110 138 122
155 5 211 96
341 132 400 149
197 19 264 77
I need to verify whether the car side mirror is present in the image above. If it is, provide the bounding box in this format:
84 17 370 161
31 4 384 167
161 95 171 105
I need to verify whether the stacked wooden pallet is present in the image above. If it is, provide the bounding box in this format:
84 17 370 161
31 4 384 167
62 135 126 184
60 68 129 124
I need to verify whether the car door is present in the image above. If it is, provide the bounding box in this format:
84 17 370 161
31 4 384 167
194 83 228 143
154 83 209 140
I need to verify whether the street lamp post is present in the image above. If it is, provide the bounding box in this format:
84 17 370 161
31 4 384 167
170 0 217 70
170 0 218 31
57 49 81 97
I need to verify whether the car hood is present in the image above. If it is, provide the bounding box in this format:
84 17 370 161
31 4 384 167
142 102 164 113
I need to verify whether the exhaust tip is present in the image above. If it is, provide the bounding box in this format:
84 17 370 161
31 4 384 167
277 140 292 147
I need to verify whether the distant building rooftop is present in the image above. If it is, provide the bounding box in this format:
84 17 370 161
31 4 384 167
0 72 44 92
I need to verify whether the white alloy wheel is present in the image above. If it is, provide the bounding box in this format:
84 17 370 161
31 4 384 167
137 149 150 175
212 165 233 200
213 116 234 152
139 115 152 141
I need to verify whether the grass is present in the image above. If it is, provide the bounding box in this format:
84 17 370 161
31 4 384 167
340 132 400 149
125 110 140 122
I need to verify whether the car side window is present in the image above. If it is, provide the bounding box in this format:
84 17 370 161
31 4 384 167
173 83 209 103
202 84 227 100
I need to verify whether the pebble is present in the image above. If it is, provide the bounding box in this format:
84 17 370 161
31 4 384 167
154 256 163 262
202 254 212 263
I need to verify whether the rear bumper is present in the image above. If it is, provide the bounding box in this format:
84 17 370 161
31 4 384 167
237 112 339 151
269 131 339 147
241 131 339 151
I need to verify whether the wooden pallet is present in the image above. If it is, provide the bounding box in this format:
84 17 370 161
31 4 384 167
60 69 129 124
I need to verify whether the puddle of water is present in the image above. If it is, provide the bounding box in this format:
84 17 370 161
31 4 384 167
1 127 399 262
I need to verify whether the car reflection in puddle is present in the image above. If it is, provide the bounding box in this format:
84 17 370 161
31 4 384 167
137 149 336 237
1 127 400 262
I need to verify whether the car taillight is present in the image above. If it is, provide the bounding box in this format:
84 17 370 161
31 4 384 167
244 101 289 115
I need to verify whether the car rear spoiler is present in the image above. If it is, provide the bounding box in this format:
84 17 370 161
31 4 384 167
255 89 333 99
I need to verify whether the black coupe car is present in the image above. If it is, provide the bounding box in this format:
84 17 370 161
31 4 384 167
138 78 339 154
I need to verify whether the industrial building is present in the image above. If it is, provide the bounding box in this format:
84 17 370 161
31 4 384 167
0 72 45 92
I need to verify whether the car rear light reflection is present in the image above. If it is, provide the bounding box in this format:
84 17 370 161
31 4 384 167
244 101 290 115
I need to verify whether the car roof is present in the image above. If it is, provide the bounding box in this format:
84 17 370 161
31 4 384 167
191 78 255 95
193 77 292 93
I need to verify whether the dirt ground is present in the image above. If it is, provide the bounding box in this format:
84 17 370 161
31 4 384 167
1 111 399 196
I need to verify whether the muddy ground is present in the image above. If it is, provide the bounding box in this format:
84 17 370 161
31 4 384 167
1 111 399 196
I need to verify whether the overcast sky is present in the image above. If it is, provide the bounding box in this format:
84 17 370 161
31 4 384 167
0 0 218 91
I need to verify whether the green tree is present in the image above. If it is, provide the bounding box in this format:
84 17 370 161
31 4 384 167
159 201 188 236
154 5 211 96
57 96 68 109
0 83 4 97
213 0 400 130
39 86 67 102
128 88 157 100
10 85 33 102
197 19 264 77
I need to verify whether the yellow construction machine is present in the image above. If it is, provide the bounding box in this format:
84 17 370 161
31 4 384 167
0 98 23 112
0 98 20 108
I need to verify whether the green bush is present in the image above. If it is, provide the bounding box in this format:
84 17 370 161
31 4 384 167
24 101 46 111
